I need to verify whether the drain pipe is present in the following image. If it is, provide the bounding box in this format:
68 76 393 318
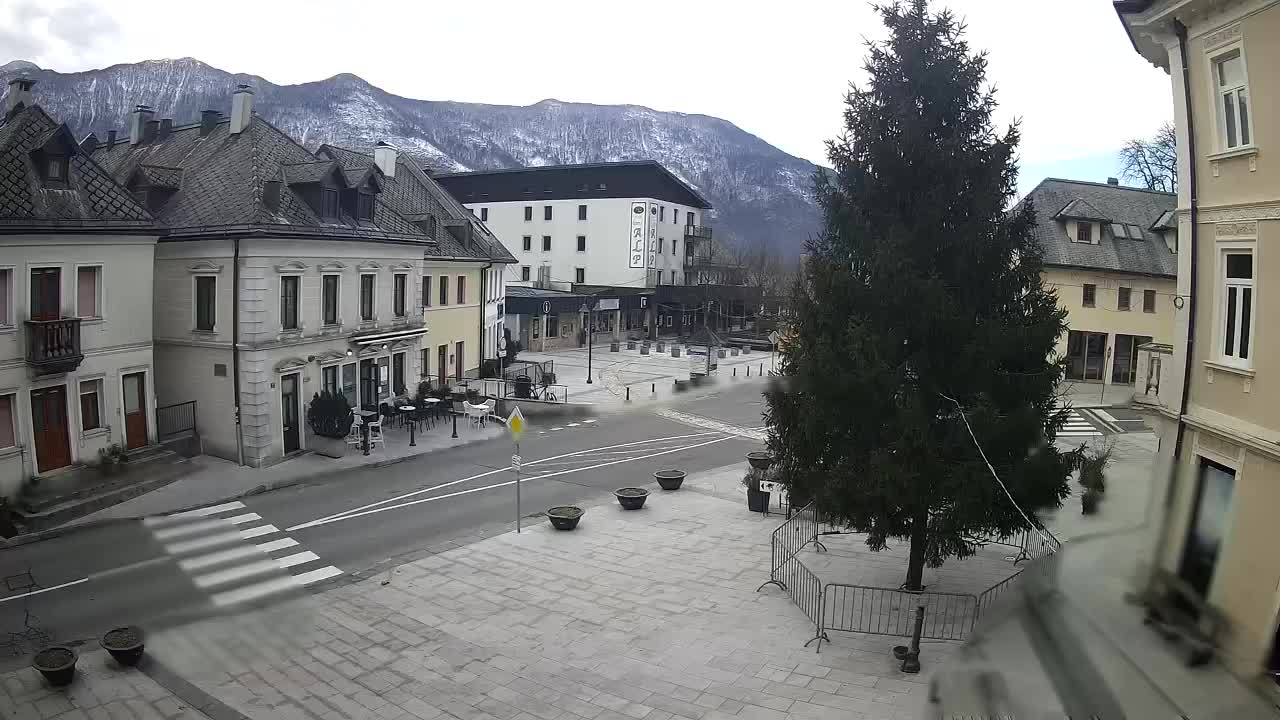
232 236 244 467
1171 18 1199 466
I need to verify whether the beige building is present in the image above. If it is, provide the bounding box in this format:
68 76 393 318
1120 0 1280 683
91 88 513 468
0 80 160 498
1022 177 1178 386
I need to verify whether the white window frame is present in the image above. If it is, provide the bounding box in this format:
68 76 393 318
1216 246 1255 369
78 377 105 434
1209 44 1253 153
320 273 341 327
0 265 14 330
320 363 340 396
393 272 409 318
577 236 587 253
359 272 378 322
74 263 103 321
521 266 531 282
0 391 16 451
575 267 585 284
279 272 303 332
192 274 217 333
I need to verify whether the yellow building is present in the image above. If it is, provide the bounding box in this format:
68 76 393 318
1120 0 1280 682
1022 178 1178 385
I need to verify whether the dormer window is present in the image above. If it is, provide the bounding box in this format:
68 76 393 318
357 192 375 221
1075 222 1093 244
43 154 69 187
321 188 339 218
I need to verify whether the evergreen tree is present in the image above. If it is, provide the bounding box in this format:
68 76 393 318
765 0 1075 591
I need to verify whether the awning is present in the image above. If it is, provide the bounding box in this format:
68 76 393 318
351 326 430 346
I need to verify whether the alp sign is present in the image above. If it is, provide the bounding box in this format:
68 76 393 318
629 202 647 269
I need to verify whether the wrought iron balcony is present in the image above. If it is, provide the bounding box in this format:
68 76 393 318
25 318 83 375
683 224 713 240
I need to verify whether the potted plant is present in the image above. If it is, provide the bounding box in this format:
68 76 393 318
614 487 649 510
1081 487 1101 515
465 388 482 404
32 645 77 686
627 340 636 350
306 391 354 458
547 506 584 530
610 341 620 352
1078 445 1111 494
746 451 774 471
743 468 771 513
101 626 145 666
654 469 685 491
96 443 129 476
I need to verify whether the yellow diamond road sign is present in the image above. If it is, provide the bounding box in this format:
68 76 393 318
507 406 526 438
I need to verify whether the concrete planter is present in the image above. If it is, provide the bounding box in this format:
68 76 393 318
656 341 666 352
547 506 583 530
742 346 752 355
731 348 740 356
312 434 347 458
717 349 727 358
671 347 681 358
101 626 145 667
615 487 649 510
32 646 77 687
627 341 636 350
640 346 650 355
610 342 620 352
654 469 686 491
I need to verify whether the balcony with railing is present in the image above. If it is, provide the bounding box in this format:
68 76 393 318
25 318 84 375
683 224 713 241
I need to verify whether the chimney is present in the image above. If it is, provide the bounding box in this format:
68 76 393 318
5 77 35 118
106 130 117 146
199 110 220 137
1106 177 1119 186
229 84 254 135
80 133 99 154
158 118 172 140
129 104 154 145
374 141 397 177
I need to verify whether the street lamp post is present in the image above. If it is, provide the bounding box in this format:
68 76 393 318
580 301 594 384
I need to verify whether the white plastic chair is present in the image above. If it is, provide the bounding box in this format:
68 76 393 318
482 399 497 425
366 420 385 450
345 418 363 447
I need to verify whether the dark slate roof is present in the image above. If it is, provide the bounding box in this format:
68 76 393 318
1019 178 1177 278
0 105 153 231
1054 198 1108 221
436 161 713 209
317 144 516 263
135 164 183 189
91 115 429 243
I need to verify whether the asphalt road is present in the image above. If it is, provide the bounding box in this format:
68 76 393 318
0 380 767 667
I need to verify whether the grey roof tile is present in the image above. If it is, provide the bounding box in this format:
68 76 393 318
1020 178 1177 278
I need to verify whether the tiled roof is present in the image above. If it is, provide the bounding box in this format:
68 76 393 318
1019 178 1177 278
1054 198 1108 221
0 105 152 230
91 116 430 243
317 144 516 263
135 164 183 189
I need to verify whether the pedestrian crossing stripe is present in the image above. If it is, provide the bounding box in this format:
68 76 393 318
144 501 342 607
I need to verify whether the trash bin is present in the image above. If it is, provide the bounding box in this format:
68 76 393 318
513 375 533 399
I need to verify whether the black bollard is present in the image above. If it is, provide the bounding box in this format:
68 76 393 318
900 606 924 673
362 420 370 456
747 365 751 377
409 415 416 447
733 367 736 377
760 363 764 375
626 386 630 402
651 383 655 394
451 409 458 439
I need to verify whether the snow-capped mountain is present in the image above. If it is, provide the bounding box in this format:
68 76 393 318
1 58 821 256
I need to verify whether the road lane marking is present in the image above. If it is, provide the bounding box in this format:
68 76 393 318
290 435 738 531
286 431 722 531
0 577 89 604
180 545 264 572
274 551 319 569
165 531 244 555
195 560 281 589
239 524 279 540
256 538 299 553
144 501 245 526
294 566 343 585
210 576 301 607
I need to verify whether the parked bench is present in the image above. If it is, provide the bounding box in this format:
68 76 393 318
1139 568 1225 667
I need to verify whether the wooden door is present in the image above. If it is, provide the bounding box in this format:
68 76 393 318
30 268 61 320
31 386 71 472
280 373 300 454
122 372 148 450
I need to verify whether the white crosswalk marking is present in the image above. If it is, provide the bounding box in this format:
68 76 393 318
1058 409 1104 438
145 501 342 609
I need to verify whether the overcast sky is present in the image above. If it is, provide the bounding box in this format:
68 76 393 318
3 0 1171 193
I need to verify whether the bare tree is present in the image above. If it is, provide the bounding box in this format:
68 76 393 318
1120 122 1177 193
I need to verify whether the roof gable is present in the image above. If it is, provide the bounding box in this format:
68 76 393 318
1054 198 1109 222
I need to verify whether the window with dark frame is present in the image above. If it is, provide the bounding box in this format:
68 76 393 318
1118 286 1131 311
577 236 586 252
393 274 407 317
1222 251 1254 363
521 266 531 281
322 365 339 395
393 353 406 395
522 236 532 251
544 205 552 221
46 155 69 185
421 349 430 378
360 274 375 321
195 276 216 331
670 270 676 285
79 380 101 432
658 238 665 253
542 236 551 252
322 275 339 325
578 204 587 220
575 268 585 284
524 206 532 221
1144 289 1156 313
439 275 449 306
480 207 489 221
1082 283 1096 307
356 192 375 221
280 275 300 330
457 275 466 304
321 188 340 218
686 211 693 226
422 276 432 307
1075 222 1093 244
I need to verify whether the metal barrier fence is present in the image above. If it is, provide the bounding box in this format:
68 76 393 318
821 584 980 644
465 377 570 403
156 401 196 439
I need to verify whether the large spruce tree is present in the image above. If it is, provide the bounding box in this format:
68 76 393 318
765 0 1075 591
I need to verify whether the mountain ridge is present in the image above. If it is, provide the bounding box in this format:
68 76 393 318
1 57 821 255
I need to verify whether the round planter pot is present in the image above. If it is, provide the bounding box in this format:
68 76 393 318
614 487 649 510
731 348 740 356
746 488 771 513
656 342 666 352
717 349 727 358
746 451 774 471
654 470 685 491
610 342 620 352
627 341 636 350
547 506 584 531
101 626 145 667
671 348 681 358
32 646 77 687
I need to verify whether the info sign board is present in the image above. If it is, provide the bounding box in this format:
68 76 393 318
647 203 659 268
629 202 647 268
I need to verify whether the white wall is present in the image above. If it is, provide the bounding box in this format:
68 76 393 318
470 197 703 289
0 233 158 496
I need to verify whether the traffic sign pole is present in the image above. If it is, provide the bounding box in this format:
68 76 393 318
506 406 527 533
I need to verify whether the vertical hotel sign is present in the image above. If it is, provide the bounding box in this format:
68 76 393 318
629 202 647 268
648 203 659 268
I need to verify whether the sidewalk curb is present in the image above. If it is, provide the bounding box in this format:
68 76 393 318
0 428 500 549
